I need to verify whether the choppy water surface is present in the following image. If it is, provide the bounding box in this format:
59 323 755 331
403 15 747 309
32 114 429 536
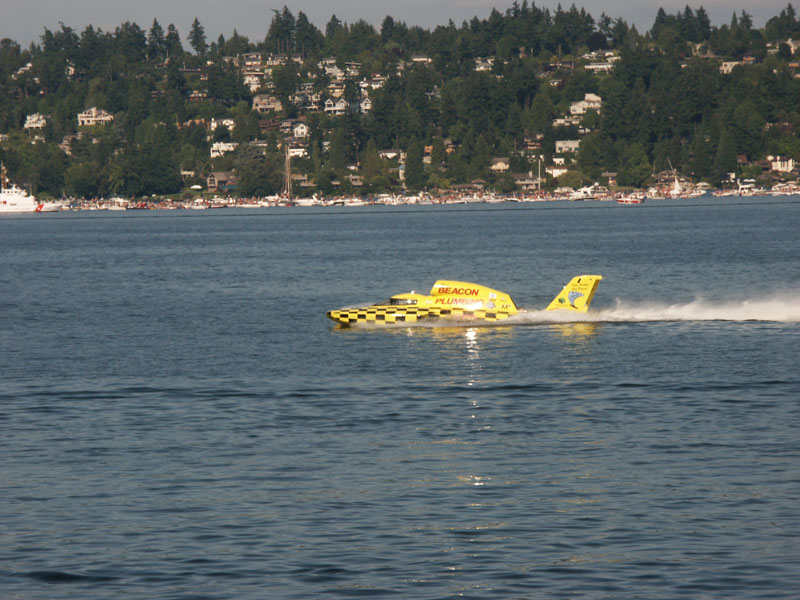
2 198 799 598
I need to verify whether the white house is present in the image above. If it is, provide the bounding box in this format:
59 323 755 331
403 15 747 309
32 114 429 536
379 149 404 162
569 93 602 115
585 62 614 73
553 116 581 127
210 142 238 158
293 122 309 138
24 113 48 130
78 107 114 127
475 58 494 72
287 144 308 158
546 166 569 178
489 158 510 173
555 140 581 153
243 69 266 92
770 156 796 172
324 98 348 116
209 118 235 132
720 61 742 74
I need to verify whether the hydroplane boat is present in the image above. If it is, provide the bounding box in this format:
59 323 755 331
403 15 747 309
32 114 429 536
327 274 602 326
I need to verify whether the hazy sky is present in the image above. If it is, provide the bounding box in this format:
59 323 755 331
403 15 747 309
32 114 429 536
2 0 792 49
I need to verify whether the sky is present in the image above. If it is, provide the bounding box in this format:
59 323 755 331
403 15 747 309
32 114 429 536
1 0 792 49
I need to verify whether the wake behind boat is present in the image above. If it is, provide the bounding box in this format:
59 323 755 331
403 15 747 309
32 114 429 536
0 164 62 214
327 275 602 326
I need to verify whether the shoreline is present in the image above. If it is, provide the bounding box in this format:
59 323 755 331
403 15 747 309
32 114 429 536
38 186 800 212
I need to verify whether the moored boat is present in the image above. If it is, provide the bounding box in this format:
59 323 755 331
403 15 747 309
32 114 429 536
0 164 63 213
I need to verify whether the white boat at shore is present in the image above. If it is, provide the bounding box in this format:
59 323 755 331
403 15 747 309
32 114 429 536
0 164 62 213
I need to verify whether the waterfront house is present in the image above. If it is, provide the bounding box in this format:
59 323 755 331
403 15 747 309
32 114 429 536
207 171 237 192
770 155 796 173
512 173 540 191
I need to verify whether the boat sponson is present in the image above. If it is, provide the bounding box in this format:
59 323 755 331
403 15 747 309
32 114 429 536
327 305 515 325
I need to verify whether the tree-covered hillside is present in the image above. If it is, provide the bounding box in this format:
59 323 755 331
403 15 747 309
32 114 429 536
1 2 800 197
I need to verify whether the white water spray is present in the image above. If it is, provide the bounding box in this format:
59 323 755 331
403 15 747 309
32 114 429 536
511 293 800 325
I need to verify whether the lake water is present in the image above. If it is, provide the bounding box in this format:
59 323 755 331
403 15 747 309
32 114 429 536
2 198 799 599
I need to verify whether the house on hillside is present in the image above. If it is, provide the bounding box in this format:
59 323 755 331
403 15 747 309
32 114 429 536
770 155 796 172
490 158 510 173
379 149 404 162
187 90 209 102
475 58 494 72
293 122 309 138
720 61 742 74
287 142 308 158
77 107 114 127
253 94 283 114
569 93 602 115
210 142 238 158
555 140 581 153
24 113 48 130
324 98 348 116
209 118 235 132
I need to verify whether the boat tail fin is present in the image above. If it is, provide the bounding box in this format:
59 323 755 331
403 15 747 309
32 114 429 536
546 275 603 313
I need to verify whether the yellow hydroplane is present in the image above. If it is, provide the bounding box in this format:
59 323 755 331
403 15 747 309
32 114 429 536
326 274 603 326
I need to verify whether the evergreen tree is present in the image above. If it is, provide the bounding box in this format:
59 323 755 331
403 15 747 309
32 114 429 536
618 142 650 187
166 24 183 58
189 17 207 56
266 6 296 54
713 128 738 181
328 127 349 172
147 19 166 60
295 12 323 56
431 137 447 170
404 138 427 191
529 92 555 132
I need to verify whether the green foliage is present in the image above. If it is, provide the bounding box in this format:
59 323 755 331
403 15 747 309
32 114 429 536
1 6 799 199
618 142 651 187
189 18 206 56
404 138 426 191
65 161 100 197
236 145 281 196
713 128 738 181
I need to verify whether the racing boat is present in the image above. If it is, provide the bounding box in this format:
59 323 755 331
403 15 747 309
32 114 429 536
327 274 602 326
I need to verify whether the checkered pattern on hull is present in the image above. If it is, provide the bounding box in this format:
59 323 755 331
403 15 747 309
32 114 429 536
327 305 514 325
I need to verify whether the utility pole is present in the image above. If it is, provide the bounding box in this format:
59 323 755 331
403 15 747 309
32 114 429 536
284 143 292 198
